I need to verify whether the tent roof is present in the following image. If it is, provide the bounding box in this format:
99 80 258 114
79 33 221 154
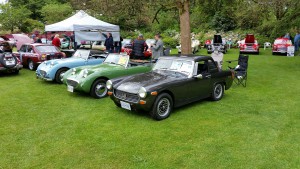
45 10 119 32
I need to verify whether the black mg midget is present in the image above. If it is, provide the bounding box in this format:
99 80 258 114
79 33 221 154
107 56 234 120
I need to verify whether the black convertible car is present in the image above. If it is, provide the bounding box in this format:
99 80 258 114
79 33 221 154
107 56 234 120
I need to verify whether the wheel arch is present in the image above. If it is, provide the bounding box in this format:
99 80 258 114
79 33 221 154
89 76 109 92
158 90 175 105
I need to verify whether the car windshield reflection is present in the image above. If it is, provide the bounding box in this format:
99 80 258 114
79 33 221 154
36 45 59 53
104 54 129 67
153 59 193 76
72 50 90 59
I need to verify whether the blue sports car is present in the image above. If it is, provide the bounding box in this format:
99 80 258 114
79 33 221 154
36 49 107 83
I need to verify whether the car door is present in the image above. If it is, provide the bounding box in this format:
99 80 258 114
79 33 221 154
187 60 212 100
18 45 28 64
26 45 36 63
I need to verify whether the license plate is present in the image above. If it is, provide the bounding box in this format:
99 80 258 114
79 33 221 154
67 85 74 92
6 61 15 65
120 101 131 111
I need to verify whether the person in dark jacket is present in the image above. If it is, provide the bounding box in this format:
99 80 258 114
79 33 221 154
103 33 114 53
131 34 148 59
114 36 123 53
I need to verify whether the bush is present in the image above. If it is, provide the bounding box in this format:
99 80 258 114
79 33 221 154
162 36 178 48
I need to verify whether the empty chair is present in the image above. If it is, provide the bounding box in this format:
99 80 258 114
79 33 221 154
227 54 249 87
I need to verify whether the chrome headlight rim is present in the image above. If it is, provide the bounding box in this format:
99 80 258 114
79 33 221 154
71 68 76 75
106 80 113 90
138 87 147 98
82 69 88 78
49 61 55 68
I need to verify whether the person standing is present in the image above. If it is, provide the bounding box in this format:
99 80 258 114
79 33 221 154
114 36 123 53
151 33 164 61
103 33 114 53
294 32 300 51
34 35 42 43
131 34 148 59
284 33 291 40
52 34 61 48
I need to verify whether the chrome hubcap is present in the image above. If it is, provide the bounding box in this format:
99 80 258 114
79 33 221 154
157 98 170 117
95 82 107 97
59 72 66 82
29 61 33 70
214 84 223 99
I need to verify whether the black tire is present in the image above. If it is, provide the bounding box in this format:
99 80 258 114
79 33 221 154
150 93 173 120
55 68 69 83
272 52 275 55
90 79 108 99
211 83 224 101
0 53 17 69
27 59 36 70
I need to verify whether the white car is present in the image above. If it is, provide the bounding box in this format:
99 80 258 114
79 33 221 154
176 39 200 54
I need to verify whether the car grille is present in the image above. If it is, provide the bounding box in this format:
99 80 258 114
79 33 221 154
114 89 139 103
278 47 286 51
67 79 79 87
246 46 254 50
40 70 47 77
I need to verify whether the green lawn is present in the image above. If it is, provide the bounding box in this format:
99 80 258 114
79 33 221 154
1 49 300 168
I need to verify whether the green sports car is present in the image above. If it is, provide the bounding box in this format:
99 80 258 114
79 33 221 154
62 53 152 98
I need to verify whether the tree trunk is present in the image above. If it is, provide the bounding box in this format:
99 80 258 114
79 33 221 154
179 0 192 55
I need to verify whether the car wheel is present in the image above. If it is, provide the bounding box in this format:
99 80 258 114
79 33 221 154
211 83 224 101
272 52 275 55
28 59 35 70
55 68 69 83
150 93 173 120
90 79 108 99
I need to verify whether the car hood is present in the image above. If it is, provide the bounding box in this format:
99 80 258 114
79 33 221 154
245 34 255 43
116 71 184 94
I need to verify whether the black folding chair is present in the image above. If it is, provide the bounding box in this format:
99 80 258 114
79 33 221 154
226 55 249 87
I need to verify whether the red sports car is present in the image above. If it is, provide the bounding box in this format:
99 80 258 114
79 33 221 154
14 43 66 70
272 37 292 55
239 34 259 54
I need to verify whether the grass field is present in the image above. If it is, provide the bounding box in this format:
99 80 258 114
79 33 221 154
1 49 300 168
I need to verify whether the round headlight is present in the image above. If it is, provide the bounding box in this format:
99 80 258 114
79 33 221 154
82 69 88 78
138 87 147 98
106 80 112 90
71 68 76 75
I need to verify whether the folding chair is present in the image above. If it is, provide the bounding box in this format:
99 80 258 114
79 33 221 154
226 54 249 87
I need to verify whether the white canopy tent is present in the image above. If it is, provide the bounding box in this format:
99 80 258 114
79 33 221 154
45 10 120 42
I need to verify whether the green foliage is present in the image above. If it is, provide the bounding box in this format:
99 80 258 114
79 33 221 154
40 3 73 24
19 19 44 33
210 11 236 32
0 3 32 32
161 36 178 48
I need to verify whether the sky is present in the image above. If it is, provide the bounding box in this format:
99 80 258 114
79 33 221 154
0 0 6 4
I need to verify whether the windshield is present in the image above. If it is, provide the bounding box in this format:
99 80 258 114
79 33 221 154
72 50 90 59
104 54 129 66
36 45 59 53
274 39 287 44
153 59 194 76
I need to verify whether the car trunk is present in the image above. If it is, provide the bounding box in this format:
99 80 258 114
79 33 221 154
245 34 255 45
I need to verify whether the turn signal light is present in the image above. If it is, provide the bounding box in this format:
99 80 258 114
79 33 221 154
107 91 113 96
151 91 158 96
139 100 146 105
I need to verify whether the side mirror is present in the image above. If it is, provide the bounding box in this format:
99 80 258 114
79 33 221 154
194 74 203 79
